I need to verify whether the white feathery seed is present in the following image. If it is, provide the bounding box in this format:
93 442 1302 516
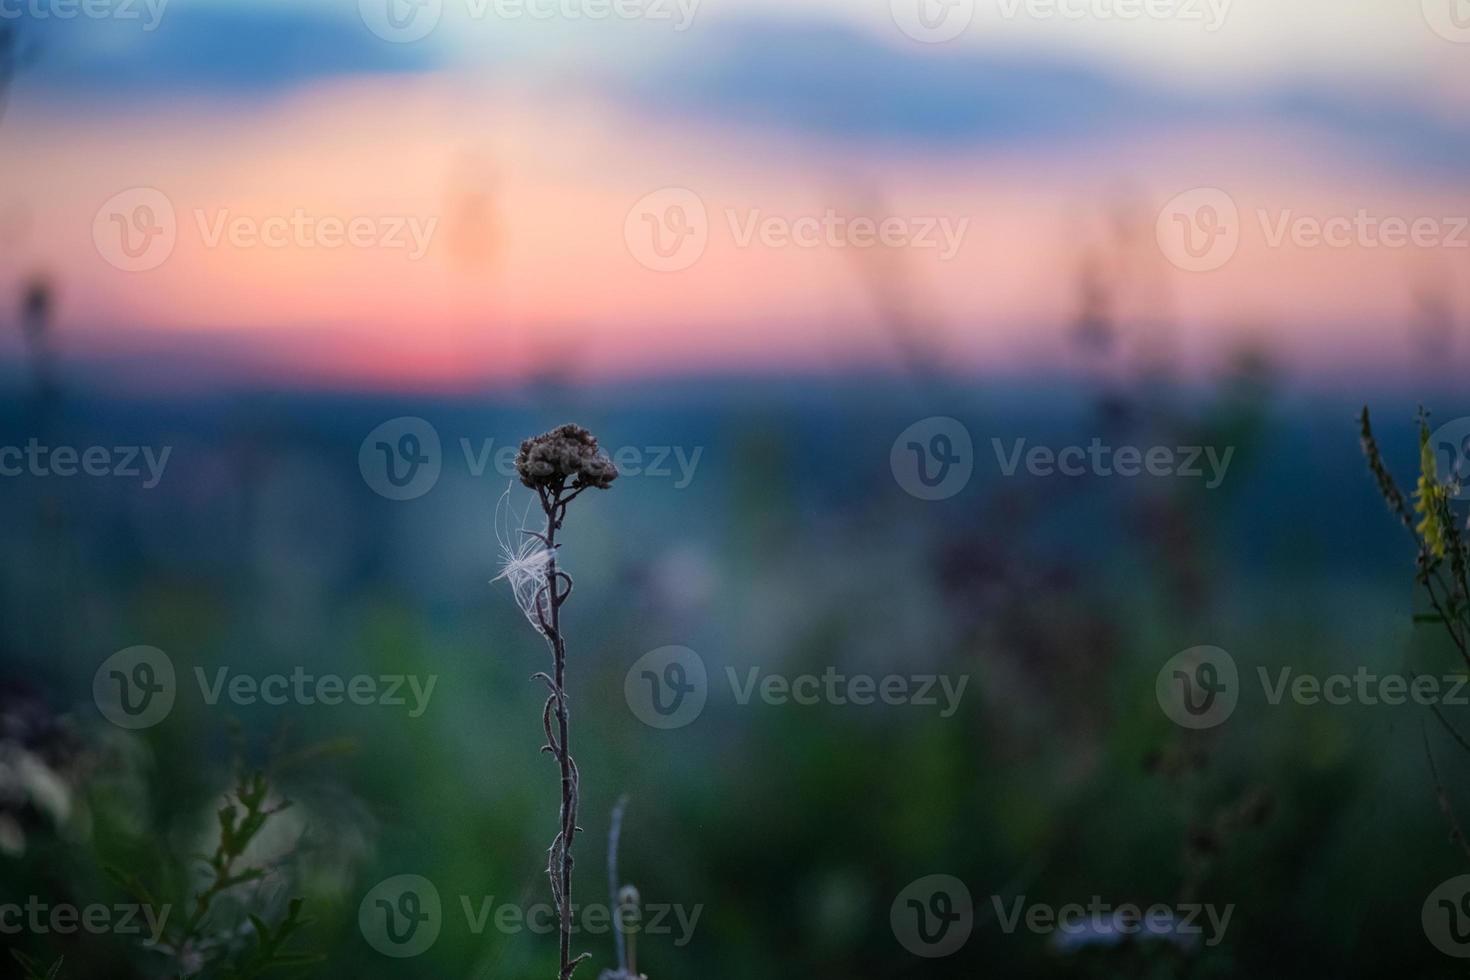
492 484 557 633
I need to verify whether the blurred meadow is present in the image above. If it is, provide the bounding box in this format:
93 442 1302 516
2 1 1470 978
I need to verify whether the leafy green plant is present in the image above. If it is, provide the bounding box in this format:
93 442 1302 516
1360 407 1470 662
1361 406 1470 858
108 769 320 978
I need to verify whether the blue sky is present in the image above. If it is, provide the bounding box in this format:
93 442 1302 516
13 0 1469 178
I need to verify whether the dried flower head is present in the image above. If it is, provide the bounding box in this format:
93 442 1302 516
515 424 618 492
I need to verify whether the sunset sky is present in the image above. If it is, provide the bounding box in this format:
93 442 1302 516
2 0 1468 390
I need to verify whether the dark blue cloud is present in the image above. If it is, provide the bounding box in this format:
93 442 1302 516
17 3 436 96
624 19 1470 176
11 6 1469 178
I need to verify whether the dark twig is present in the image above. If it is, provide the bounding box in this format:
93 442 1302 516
1423 723 1470 864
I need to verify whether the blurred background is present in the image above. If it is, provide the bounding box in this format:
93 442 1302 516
2 0 1470 976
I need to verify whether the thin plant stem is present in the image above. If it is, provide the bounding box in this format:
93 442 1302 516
536 486 587 980
608 797 628 971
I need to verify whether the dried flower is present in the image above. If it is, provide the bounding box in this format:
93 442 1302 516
515 424 619 492
495 424 616 980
